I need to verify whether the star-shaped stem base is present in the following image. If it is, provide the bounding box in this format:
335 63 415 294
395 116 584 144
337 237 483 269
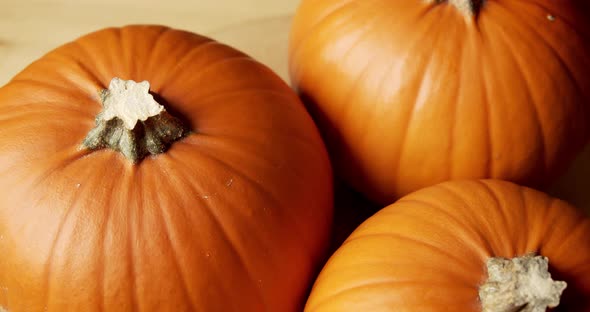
82 78 189 162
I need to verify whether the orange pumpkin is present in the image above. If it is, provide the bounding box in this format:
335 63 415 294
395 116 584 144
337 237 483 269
289 0 590 204
304 180 590 311
0 25 333 311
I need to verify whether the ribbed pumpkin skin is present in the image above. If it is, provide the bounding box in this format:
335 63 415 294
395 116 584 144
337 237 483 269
0 25 333 311
289 0 590 204
304 180 590 311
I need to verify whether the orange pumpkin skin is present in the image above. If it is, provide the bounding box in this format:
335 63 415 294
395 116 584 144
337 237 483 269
289 0 590 204
0 25 333 311
304 180 590 311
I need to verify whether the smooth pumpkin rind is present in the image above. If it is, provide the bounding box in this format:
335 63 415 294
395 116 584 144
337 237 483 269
0 25 333 312
289 0 590 204
304 180 590 311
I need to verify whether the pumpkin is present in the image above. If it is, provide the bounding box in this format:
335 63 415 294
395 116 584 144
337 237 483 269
304 179 590 311
288 0 590 204
0 25 334 311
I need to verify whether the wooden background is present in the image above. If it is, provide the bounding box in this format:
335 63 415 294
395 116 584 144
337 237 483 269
0 0 298 85
1 0 589 214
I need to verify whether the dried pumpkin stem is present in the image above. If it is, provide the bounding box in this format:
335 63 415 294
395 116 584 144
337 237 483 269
82 78 189 162
479 254 567 312
426 0 484 17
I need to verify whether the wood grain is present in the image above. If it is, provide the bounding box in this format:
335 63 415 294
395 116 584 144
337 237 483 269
0 0 299 85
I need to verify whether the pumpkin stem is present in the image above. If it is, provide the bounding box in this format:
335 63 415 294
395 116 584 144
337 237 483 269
449 0 483 17
479 254 567 312
82 78 189 162
428 0 484 18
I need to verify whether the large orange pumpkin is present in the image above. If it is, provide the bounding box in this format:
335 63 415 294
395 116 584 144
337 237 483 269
0 25 333 311
304 180 590 311
289 0 590 204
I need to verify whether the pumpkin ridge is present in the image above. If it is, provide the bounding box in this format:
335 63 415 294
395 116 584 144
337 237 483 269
348 7 404 148
0 99 92 118
150 162 203 311
38 157 118 309
335 38 388 168
9 77 84 97
96 155 121 312
535 198 562 252
346 230 478 276
387 197 492 260
318 5 389 107
445 11 469 181
178 87 302 123
501 0 590 42
514 185 532 255
447 51 459 181
540 203 590 260
496 1 586 100
104 28 125 74
392 10 444 190
119 27 139 78
518 187 551 253
69 40 110 87
475 181 520 256
191 55 254 83
71 39 118 89
491 4 553 175
309 277 476 311
197 185 271 310
0 86 96 130
164 151 270 309
180 146 327 306
407 183 496 255
156 40 221 91
55 47 104 89
29 149 90 191
187 147 286 212
476 30 494 178
521 5 590 128
348 6 432 181
480 20 508 180
289 0 358 66
0 105 88 127
328 30 374 119
199 145 315 260
41 172 88 309
121 168 139 312
144 26 173 70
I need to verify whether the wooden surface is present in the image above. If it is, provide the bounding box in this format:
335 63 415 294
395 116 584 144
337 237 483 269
0 0 298 85
1 0 589 215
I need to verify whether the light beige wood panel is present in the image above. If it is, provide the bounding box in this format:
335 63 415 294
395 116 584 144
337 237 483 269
0 0 300 85
210 15 293 83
